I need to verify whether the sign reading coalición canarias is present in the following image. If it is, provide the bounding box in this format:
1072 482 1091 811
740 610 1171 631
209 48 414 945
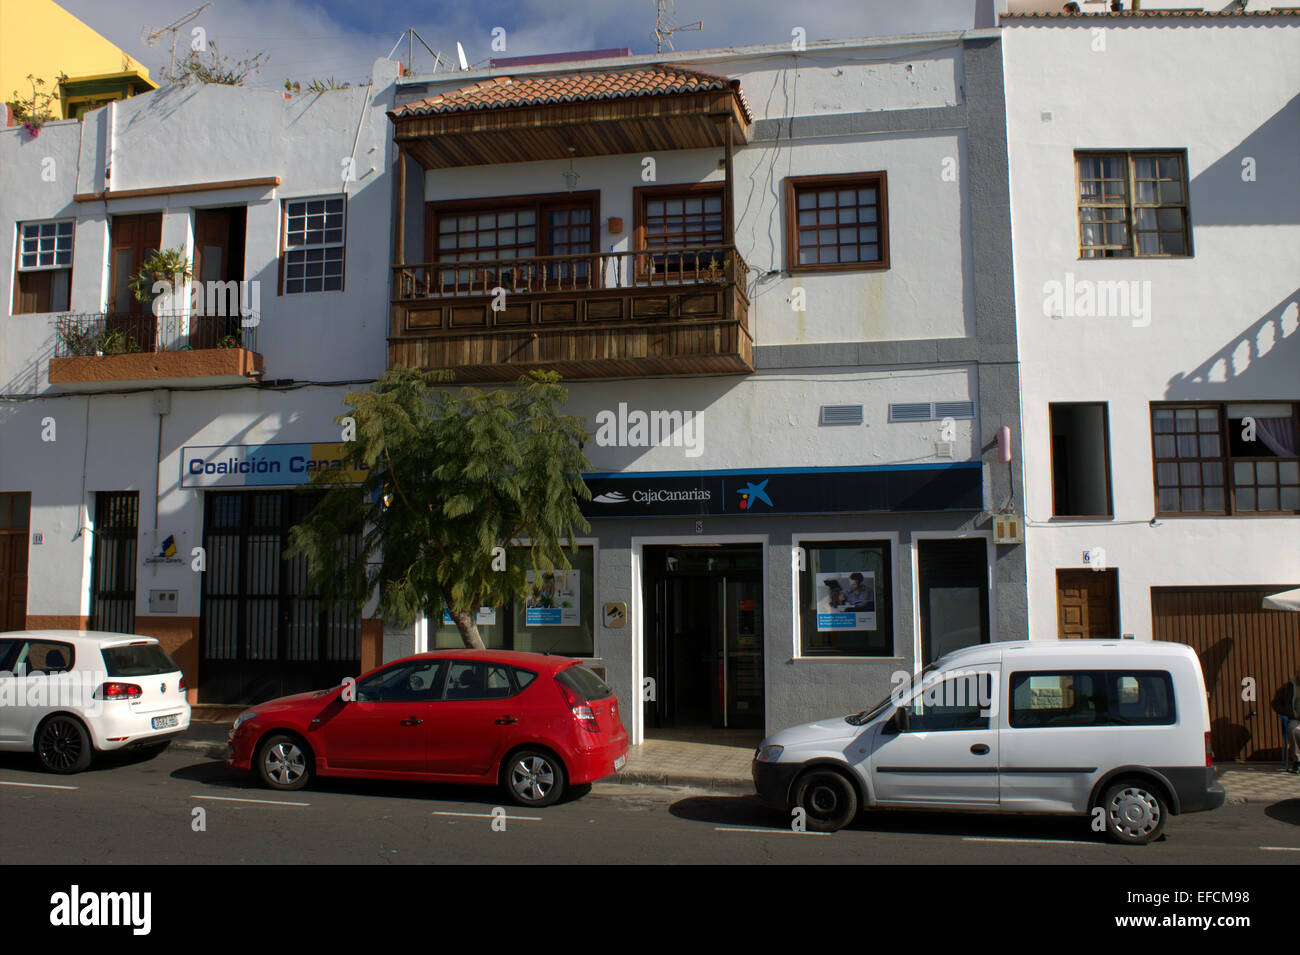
180 443 369 488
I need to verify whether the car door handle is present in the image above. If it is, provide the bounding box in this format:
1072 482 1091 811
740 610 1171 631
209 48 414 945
970 743 990 755
400 717 424 726
494 716 518 725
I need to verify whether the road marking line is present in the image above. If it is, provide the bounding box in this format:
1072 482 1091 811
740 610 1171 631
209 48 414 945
1260 846 1300 852
962 836 1101 846
431 810 543 821
714 826 831 836
0 780 78 790
190 794 310 806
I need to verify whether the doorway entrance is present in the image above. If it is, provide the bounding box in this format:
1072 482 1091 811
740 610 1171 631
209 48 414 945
1056 568 1120 638
643 544 764 732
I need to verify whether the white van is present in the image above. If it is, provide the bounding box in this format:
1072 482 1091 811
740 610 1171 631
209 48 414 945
752 640 1225 842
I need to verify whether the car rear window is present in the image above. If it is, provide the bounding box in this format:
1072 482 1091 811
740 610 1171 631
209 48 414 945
555 664 613 701
101 643 180 677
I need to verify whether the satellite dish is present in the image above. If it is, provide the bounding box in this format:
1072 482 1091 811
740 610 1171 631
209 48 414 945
456 42 469 70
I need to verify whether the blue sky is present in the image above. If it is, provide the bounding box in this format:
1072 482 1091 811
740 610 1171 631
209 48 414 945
59 0 980 89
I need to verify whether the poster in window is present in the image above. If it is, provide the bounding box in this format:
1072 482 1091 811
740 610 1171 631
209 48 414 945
524 569 581 627
441 607 497 627
815 571 876 632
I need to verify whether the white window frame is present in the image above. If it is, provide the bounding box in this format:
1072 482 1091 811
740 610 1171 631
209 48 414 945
17 218 74 272
281 196 346 294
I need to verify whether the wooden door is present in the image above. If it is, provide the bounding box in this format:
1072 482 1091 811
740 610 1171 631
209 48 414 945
0 494 31 632
192 208 242 348
108 213 162 351
1154 587 1300 762
1056 568 1119 638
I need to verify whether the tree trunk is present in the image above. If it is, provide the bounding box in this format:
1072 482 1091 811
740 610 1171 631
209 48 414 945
448 608 485 649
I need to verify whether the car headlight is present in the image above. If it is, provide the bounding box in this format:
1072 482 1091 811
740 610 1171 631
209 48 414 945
756 744 784 762
231 710 259 732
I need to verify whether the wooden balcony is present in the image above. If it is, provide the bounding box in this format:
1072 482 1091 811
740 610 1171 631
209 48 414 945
389 247 753 382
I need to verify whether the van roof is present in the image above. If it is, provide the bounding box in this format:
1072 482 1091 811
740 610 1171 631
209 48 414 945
938 639 1198 667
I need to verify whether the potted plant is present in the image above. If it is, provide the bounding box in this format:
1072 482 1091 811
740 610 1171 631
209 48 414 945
217 333 241 349
129 247 193 304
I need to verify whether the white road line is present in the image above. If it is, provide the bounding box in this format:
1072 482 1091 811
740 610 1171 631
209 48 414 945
431 810 543 821
962 836 1101 846
0 780 78 790
714 826 831 836
190 794 310 806
1260 846 1300 852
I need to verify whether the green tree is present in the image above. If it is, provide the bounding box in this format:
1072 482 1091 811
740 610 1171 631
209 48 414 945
287 368 592 649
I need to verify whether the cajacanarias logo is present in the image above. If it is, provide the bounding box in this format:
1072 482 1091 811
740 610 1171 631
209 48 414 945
736 480 773 511
49 885 151 935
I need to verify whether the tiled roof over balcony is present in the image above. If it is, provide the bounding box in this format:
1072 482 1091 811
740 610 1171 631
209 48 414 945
392 66 753 120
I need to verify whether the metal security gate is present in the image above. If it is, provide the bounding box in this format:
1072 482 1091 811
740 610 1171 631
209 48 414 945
1153 586 1300 762
199 490 361 704
90 492 138 633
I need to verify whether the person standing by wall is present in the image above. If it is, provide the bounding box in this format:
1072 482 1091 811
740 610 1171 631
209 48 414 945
1271 670 1300 773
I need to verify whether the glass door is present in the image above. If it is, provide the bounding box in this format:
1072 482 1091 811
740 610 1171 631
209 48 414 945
721 576 764 729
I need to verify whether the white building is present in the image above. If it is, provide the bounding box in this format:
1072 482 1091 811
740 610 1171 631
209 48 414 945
1001 0 1300 760
2 31 1026 741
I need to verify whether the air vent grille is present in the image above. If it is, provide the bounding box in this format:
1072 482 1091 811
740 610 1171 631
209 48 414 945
888 402 933 423
934 401 975 420
820 404 864 426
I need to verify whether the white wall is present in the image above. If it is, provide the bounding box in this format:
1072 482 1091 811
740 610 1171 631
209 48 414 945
1003 20 1300 638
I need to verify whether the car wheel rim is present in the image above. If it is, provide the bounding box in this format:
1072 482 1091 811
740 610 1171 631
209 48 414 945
39 720 81 770
806 782 840 819
265 742 305 785
510 756 555 802
1109 787 1159 837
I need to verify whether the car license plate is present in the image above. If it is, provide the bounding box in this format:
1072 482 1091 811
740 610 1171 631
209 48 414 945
152 714 179 730
613 755 626 771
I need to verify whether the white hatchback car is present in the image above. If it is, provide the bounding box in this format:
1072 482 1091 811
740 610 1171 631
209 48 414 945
0 630 191 774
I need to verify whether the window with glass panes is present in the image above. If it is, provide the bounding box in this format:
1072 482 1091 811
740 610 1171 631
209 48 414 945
282 197 345 293
636 186 724 274
786 173 887 273
1152 403 1300 515
14 220 73 313
1077 152 1190 258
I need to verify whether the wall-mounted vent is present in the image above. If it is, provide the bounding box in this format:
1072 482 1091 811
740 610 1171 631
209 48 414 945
934 401 976 420
888 402 933 423
820 404 864 426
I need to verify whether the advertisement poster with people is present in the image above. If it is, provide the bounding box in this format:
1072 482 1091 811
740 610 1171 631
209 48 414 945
524 569 581 626
815 571 876 631
441 607 497 627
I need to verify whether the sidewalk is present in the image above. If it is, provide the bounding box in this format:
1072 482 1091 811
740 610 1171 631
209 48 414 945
176 717 1300 803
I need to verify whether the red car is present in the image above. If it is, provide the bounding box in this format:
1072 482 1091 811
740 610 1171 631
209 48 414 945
226 650 628 807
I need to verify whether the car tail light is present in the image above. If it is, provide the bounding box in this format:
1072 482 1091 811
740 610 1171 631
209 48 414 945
178 677 186 692
96 682 142 701
556 679 600 733
1205 731 1214 767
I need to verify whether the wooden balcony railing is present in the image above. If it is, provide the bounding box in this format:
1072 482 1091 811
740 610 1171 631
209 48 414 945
389 246 753 382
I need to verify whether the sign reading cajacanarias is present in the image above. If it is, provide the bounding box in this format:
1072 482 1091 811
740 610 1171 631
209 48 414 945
180 443 368 488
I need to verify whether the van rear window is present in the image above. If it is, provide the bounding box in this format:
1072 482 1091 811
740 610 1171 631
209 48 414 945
1009 670 1175 728
101 644 180 677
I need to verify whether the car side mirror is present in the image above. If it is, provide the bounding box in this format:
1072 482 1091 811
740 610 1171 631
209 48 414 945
882 706 908 735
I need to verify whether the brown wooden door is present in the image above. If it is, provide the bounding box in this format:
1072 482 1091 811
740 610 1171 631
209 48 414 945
1056 568 1119 638
1154 587 1300 762
192 208 244 348
0 494 31 632
108 213 163 351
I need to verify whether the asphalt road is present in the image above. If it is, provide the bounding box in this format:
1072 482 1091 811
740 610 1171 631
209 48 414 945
1 747 1297 865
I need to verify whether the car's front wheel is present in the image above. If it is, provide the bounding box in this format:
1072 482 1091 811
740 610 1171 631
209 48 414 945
504 749 566 807
257 734 312 791
1101 780 1168 845
792 767 859 832
35 715 93 774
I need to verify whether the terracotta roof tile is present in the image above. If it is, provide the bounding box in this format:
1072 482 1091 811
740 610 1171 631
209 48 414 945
393 65 751 121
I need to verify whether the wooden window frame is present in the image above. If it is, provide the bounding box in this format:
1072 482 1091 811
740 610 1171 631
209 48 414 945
278 196 347 295
784 171 889 275
1076 150 1193 260
1150 401 1300 517
1049 402 1115 520
632 182 726 278
13 219 74 315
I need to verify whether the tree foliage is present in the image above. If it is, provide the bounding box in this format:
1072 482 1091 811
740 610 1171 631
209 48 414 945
287 368 592 649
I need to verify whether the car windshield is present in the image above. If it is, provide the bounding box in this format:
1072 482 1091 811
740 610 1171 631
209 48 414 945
845 661 941 725
101 643 179 677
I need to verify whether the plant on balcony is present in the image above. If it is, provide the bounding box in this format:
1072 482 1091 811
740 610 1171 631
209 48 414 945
286 368 592 650
52 316 100 357
6 73 67 136
216 333 240 349
129 247 193 304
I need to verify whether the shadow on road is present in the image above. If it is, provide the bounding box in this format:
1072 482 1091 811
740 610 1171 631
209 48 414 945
667 792 1112 843
0 747 171 776
1264 798 1300 826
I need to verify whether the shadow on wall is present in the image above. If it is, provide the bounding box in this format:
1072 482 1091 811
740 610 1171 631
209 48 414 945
0 333 53 401
1165 289 1300 398
1190 93 1300 227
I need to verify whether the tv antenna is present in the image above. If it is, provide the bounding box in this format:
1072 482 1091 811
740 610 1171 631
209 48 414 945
653 0 702 53
143 2 211 80
386 28 442 75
